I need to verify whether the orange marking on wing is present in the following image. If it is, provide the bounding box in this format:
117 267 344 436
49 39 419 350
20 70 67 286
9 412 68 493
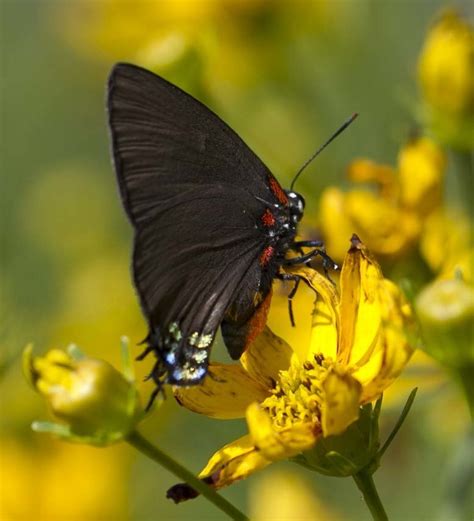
261 208 276 227
268 176 288 205
244 290 273 353
259 245 275 266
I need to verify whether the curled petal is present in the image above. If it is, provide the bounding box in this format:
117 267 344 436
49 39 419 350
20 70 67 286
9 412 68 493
198 434 271 489
240 327 293 389
355 279 416 402
284 265 339 361
338 235 384 367
321 367 362 437
246 402 317 460
174 363 268 419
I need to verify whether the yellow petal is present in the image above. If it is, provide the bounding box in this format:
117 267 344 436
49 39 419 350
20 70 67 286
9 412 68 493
440 248 474 283
398 137 445 215
338 236 383 367
321 367 362 437
197 434 270 489
418 10 474 114
267 282 314 362
354 279 416 402
345 190 420 256
246 402 317 460
348 158 397 198
173 363 269 419
319 187 355 262
284 265 339 361
420 209 471 275
240 327 292 389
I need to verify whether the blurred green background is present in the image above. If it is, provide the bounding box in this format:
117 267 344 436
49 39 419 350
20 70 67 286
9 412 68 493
1 1 472 520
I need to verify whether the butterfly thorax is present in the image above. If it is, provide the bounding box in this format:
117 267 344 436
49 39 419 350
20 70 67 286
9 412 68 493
257 190 305 260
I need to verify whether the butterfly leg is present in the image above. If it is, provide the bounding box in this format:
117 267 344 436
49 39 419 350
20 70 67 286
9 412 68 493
293 240 324 248
288 277 301 327
145 386 161 412
140 329 168 410
292 240 324 270
276 272 302 327
285 246 339 274
283 249 320 265
136 344 154 361
144 361 167 411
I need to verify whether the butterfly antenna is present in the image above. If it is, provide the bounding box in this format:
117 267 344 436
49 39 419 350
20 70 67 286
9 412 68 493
290 113 359 191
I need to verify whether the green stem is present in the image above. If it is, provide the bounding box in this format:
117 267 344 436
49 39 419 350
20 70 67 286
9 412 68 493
353 469 388 521
456 365 474 421
126 430 249 521
452 150 473 218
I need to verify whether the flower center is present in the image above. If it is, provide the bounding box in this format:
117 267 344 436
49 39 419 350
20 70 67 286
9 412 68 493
261 354 333 431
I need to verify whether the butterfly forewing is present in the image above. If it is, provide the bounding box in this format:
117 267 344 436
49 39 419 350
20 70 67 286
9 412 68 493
108 63 287 385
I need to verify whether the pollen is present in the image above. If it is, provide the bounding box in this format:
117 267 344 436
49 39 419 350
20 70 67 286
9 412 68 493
261 354 333 431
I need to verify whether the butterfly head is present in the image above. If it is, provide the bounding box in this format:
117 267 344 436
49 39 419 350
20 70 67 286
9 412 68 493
285 190 305 224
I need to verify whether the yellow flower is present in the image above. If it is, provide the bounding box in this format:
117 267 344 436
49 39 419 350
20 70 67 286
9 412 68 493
418 10 474 116
0 437 129 521
58 1 326 80
418 10 474 149
320 137 445 261
420 209 472 277
171 236 415 493
23 342 143 445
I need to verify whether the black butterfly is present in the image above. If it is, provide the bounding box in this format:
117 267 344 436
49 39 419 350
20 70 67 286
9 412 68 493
107 63 351 398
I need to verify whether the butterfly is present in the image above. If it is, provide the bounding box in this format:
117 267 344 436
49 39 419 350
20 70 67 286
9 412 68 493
107 63 354 400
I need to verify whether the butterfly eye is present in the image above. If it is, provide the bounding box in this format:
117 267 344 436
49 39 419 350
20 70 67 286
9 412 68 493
286 191 305 222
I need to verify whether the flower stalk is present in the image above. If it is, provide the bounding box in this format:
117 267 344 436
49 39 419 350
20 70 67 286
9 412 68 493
456 365 474 420
126 430 249 521
353 470 388 521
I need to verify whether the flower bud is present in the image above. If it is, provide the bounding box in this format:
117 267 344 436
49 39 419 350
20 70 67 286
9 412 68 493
416 277 474 368
24 345 143 445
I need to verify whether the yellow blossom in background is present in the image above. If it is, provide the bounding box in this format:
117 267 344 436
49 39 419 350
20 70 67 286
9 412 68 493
415 198 473 414
397 137 446 214
420 209 472 278
416 273 474 373
418 10 474 150
250 469 341 521
0 438 129 521
57 0 329 92
171 236 415 493
419 10 473 116
320 137 446 261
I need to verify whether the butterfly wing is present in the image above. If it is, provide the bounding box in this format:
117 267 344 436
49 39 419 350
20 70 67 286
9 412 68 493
107 63 286 385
